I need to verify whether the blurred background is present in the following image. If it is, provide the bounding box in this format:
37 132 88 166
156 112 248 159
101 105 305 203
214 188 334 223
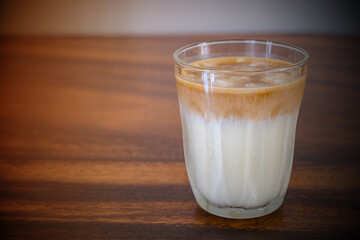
0 0 359 36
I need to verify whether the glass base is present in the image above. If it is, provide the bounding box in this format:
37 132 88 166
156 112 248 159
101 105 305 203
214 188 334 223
193 189 285 219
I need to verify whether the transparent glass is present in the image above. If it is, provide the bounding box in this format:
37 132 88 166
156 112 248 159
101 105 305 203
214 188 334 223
174 40 308 219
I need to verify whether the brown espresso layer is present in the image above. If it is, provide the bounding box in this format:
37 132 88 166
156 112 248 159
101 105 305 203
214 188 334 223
176 57 306 121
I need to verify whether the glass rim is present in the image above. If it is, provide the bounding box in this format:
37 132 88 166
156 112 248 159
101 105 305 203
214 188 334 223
173 39 309 74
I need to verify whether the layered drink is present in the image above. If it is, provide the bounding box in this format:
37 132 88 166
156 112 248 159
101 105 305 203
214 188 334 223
174 41 308 218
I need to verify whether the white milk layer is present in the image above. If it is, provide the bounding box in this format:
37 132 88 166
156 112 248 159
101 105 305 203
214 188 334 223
180 105 298 209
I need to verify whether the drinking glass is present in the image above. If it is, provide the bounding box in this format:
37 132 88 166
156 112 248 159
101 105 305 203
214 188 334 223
174 40 308 218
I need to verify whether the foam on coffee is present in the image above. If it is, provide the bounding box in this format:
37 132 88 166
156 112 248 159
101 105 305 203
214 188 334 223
176 57 305 209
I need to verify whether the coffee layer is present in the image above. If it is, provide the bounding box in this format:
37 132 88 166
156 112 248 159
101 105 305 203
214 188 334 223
176 57 306 121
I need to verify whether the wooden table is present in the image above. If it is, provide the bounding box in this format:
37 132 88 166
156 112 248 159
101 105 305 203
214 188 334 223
0 35 359 239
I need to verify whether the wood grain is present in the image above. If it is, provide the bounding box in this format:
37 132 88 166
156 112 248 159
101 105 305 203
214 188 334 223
0 35 359 239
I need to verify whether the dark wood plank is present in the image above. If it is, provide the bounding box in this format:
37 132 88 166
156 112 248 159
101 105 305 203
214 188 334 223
0 35 359 239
